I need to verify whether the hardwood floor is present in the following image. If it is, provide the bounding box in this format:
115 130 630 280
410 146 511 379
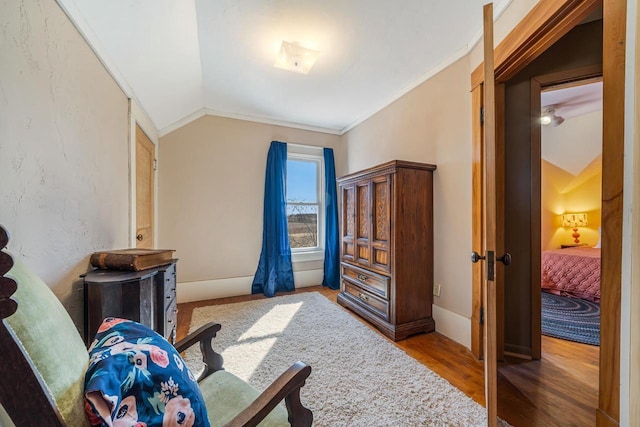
177 286 599 427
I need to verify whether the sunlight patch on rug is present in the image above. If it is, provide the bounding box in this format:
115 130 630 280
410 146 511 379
185 292 506 426
238 301 303 341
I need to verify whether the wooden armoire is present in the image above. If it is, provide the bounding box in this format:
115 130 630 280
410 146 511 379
336 160 436 341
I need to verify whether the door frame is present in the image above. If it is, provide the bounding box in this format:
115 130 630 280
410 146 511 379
129 99 159 247
529 64 603 359
470 0 624 425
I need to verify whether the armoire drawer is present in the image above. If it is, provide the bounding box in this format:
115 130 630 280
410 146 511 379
341 263 389 299
343 282 389 321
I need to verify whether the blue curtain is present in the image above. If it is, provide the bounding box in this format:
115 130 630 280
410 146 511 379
252 141 295 297
322 148 340 289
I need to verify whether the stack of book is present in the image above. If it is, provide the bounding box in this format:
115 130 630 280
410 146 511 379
90 248 175 271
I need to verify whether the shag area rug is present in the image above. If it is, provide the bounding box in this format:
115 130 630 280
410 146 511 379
185 292 494 426
541 291 600 346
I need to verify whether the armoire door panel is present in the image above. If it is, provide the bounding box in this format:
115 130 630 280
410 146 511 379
372 177 391 244
343 242 355 260
371 247 390 273
342 185 355 238
356 182 370 240
341 184 355 262
357 243 370 265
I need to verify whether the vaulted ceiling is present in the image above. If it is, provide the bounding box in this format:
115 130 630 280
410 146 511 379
541 81 603 178
60 0 511 135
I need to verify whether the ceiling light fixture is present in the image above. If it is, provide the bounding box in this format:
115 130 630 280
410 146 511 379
541 106 565 127
274 41 319 75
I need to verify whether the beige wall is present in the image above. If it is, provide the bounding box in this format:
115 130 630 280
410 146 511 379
541 160 602 250
0 0 130 327
343 56 473 332
158 116 344 292
340 0 554 347
540 109 603 250
563 172 602 243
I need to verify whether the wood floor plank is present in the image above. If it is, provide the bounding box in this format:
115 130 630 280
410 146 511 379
177 286 599 427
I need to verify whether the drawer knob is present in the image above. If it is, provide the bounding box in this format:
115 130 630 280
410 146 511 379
356 273 368 281
358 292 369 302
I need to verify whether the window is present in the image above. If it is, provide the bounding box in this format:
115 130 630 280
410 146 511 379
286 145 324 261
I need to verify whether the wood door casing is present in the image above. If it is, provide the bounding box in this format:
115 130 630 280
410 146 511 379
598 0 625 423
471 0 625 425
529 64 603 359
471 84 484 360
470 0 601 359
136 124 155 249
502 19 602 358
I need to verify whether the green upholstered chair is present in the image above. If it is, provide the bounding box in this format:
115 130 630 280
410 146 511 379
0 226 312 427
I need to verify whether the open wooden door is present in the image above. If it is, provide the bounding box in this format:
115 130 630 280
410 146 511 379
472 4 501 425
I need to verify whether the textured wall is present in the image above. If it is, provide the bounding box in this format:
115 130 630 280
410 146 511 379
158 115 344 283
0 0 130 329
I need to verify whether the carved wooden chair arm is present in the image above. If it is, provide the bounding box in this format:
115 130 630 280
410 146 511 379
174 322 224 380
224 361 313 427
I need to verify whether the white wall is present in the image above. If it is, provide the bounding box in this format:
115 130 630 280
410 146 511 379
0 0 130 328
158 115 344 302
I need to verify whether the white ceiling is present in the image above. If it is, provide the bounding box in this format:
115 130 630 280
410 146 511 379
60 0 511 135
541 81 603 177
541 81 603 121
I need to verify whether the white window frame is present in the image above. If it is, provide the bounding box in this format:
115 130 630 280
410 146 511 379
286 144 325 262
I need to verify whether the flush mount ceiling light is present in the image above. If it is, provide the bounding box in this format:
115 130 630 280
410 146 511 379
541 106 565 127
274 41 320 75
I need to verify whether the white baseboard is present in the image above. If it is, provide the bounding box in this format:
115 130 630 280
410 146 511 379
432 304 471 349
177 269 323 303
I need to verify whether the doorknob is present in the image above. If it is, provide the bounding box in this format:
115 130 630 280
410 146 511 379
136 234 143 241
471 251 486 263
497 253 512 266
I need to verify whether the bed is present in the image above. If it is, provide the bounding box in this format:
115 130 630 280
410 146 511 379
541 247 601 302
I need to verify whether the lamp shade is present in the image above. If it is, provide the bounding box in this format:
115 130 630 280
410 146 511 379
561 213 588 227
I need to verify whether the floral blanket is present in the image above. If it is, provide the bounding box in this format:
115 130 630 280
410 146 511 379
84 318 210 427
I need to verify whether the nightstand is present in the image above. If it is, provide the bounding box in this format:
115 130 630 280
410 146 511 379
560 244 588 249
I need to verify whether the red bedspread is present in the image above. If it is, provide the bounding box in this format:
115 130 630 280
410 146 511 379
541 247 601 302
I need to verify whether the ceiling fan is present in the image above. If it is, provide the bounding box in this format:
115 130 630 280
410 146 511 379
540 81 603 126
540 105 565 127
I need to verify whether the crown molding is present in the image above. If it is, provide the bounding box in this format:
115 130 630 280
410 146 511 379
159 108 342 137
